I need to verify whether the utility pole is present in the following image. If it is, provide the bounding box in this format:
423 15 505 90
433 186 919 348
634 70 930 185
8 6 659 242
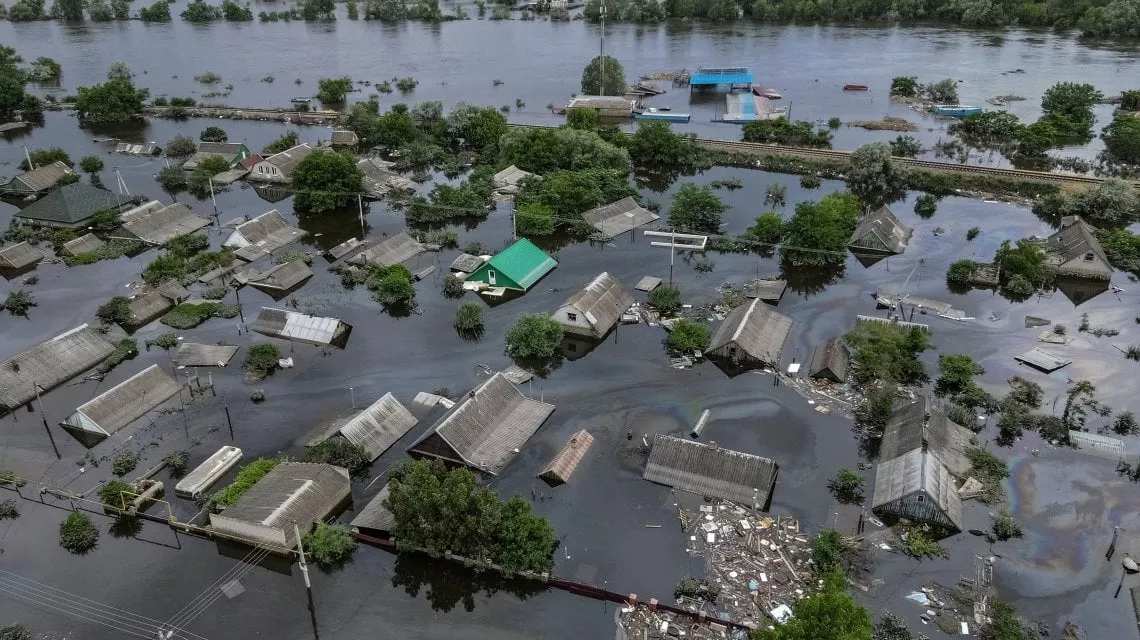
668 228 675 285
208 178 218 219
599 0 606 95
293 521 319 639
357 194 365 239
510 200 517 240
22 145 33 171
34 381 60 460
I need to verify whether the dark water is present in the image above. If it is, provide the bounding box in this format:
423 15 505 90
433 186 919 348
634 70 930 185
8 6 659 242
1 17 1139 638
2 8 1140 159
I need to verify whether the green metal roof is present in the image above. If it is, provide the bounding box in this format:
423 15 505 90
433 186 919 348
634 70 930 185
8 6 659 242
14 183 129 225
485 238 557 290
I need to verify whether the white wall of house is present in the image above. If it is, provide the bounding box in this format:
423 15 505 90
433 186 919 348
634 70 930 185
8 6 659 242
250 161 287 183
553 303 596 336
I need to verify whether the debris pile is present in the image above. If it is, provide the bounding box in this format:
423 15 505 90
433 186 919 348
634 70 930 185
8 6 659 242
616 602 742 640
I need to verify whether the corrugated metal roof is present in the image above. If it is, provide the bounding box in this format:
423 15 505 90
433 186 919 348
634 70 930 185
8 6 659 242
14 183 128 226
557 272 633 337
0 161 74 193
313 393 418 461
1069 430 1125 458
325 237 367 261
581 197 659 237
250 307 351 347
407 372 555 475
848 206 912 255
482 239 557 291
0 325 116 412
871 448 963 532
879 396 973 476
121 202 210 246
350 483 394 534
566 96 637 112
1014 347 1072 372
175 446 243 499
538 430 594 484
347 232 423 268
689 67 754 85
808 337 849 382
259 144 316 175
59 233 105 257
643 435 778 506
707 298 793 365
248 260 313 293
172 343 240 367
63 364 184 436
209 462 351 549
493 165 535 188
0 242 44 270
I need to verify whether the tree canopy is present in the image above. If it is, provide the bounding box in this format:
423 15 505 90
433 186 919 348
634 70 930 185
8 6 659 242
843 321 932 387
846 143 909 210
667 183 727 234
317 76 353 104
580 54 626 96
750 572 872 640
291 150 364 214
742 118 832 147
780 191 861 266
505 314 564 360
74 71 149 123
498 126 629 175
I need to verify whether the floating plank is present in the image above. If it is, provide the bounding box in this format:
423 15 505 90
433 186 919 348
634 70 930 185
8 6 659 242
635 276 662 292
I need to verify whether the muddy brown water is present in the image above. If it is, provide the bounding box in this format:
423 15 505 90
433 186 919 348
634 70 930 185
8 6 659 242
0 39 1138 638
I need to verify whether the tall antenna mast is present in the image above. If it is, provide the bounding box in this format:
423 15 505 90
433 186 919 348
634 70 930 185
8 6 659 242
599 1 606 94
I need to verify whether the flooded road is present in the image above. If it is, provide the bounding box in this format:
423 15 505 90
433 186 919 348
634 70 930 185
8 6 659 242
0 28 1139 638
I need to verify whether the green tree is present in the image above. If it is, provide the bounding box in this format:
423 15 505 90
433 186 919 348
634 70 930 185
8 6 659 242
1040 82 1102 138
827 468 865 504
516 202 556 236
844 321 931 386
139 0 172 20
299 0 335 18
668 183 726 234
666 318 710 355
263 131 300 155
498 126 629 174
934 353 984 398
811 529 844 572
366 264 416 309
74 74 149 123
221 0 252 19
1102 113 1140 164
872 613 913 640
781 191 862 266
59 512 98 554
946 259 978 283
200 126 227 142
245 343 282 377
514 168 634 224
627 120 701 166
889 76 919 98
913 193 938 219
79 155 104 174
888 135 921 157
304 438 372 479
978 599 1034 640
454 301 483 335
744 211 784 246
994 239 1051 289
18 147 72 171
580 54 626 96
141 254 186 286
751 572 872 640
292 151 364 214
346 0 359 18
317 76 353 104
742 117 832 147
302 523 357 569
49 0 83 20
648 284 682 314
846 143 909 210
505 314 564 360
566 107 597 130
991 510 1022 541
180 0 222 20
3 291 35 317
165 135 196 157
923 78 958 104
1113 411 1139 436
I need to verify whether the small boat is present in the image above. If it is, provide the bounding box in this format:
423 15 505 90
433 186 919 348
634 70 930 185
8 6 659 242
932 104 983 117
752 86 783 100
635 108 691 123
843 84 869 91
290 97 312 104
551 107 567 115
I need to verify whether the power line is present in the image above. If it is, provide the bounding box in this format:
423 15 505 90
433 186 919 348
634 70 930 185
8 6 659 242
164 545 273 633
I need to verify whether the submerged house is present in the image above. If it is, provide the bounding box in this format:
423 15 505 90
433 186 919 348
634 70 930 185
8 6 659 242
581 197 659 238
58 233 105 257
251 307 352 348
351 483 395 537
348 232 423 268
538 429 594 485
466 238 557 293
172 343 240 367
848 206 913 256
552 272 633 339
61 364 186 442
643 435 779 509
119 200 211 246
0 161 75 196
209 462 352 550
125 280 190 328
182 142 250 171
808 337 849 383
246 260 314 296
871 396 971 534
359 158 413 199
705 299 793 370
493 165 535 193
247 143 317 184
223 210 307 262
13 182 134 229
1044 216 1113 281
308 392 419 461
0 325 115 414
407 372 555 475
330 130 360 147
565 96 636 118
0 242 44 275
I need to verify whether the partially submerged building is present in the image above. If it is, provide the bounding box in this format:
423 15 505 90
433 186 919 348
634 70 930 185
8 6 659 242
309 392 418 461
493 165 535 193
1045 216 1113 281
581 197 659 238
247 260 313 296
182 142 250 171
466 238 557 293
58 233 105 257
209 462 352 550
223 210 307 262
565 96 637 118
0 242 44 274
359 158 413 198
247 143 317 184
0 161 75 196
114 142 161 156
705 299 793 369
251 307 352 348
449 253 486 274
330 130 360 147
325 237 367 262
125 280 190 327
847 206 912 256
351 483 395 537
552 272 633 338
172 343 240 367
13 182 134 229
347 232 424 268
538 429 594 485
407 372 555 475
0 325 115 414
61 364 186 441
119 201 211 246
643 435 779 509
871 397 970 534
175 445 243 499
808 337 849 383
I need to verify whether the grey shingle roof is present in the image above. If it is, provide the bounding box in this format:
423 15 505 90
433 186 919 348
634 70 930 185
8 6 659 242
247 260 313 293
311 392 419 461
58 233 105 257
879 396 974 476
120 201 210 246
871 448 963 532
538 429 594 484
848 206 912 255
348 232 423 268
581 197 659 237
556 272 633 337
350 483 394 534
14 183 129 226
0 242 44 270
706 298 793 365
643 435 779 506
172 343 240 367
260 143 316 176
0 161 74 194
808 337 849 382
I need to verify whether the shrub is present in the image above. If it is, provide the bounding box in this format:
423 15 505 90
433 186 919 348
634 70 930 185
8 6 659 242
665 319 710 355
914 193 938 219
98 480 135 508
203 286 228 300
250 389 265 403
455 301 484 335
827 468 865 504
79 155 104 174
263 131 299 155
648 285 682 314
800 174 822 189
811 529 844 572
505 314 564 360
246 343 282 377
903 527 948 559
96 339 138 374
366 264 416 309
966 227 980 241
149 332 179 350
112 451 139 476
164 451 189 477
304 438 371 479
3 290 36 316
827 116 842 129
96 297 134 326
463 241 489 256
302 522 357 569
59 512 99 554
160 302 240 329
442 275 465 299
207 458 282 509
0 499 19 520
166 233 209 259
992 510 1022 541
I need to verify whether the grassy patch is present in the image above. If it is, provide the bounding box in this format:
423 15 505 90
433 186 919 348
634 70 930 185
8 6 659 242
160 302 240 329
96 339 139 374
66 239 145 266
207 458 282 510
966 446 1010 505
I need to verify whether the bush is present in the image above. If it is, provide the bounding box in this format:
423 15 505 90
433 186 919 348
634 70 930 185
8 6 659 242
250 389 265 403
3 290 36 316
304 438 372 479
98 480 135 508
0 499 20 521
827 468 865 504
302 522 357 569
889 76 919 98
505 314 564 360
142 254 187 286
203 286 228 300
454 301 484 335
966 227 980 241
112 451 139 476
366 264 416 309
160 302 239 329
199 126 227 142
96 339 138 374
442 275 465 298
317 76 353 104
79 155 104 174
648 285 682 314
843 321 931 387
166 233 209 259
246 343 282 377
811 529 843 572
59 512 99 554
263 131 299 155
149 333 179 351
742 117 832 148
914 193 938 219
207 458 281 509
164 450 189 477
463 241 489 256
992 510 1022 541
665 319 710 355
903 527 948 559
800 173 822 189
